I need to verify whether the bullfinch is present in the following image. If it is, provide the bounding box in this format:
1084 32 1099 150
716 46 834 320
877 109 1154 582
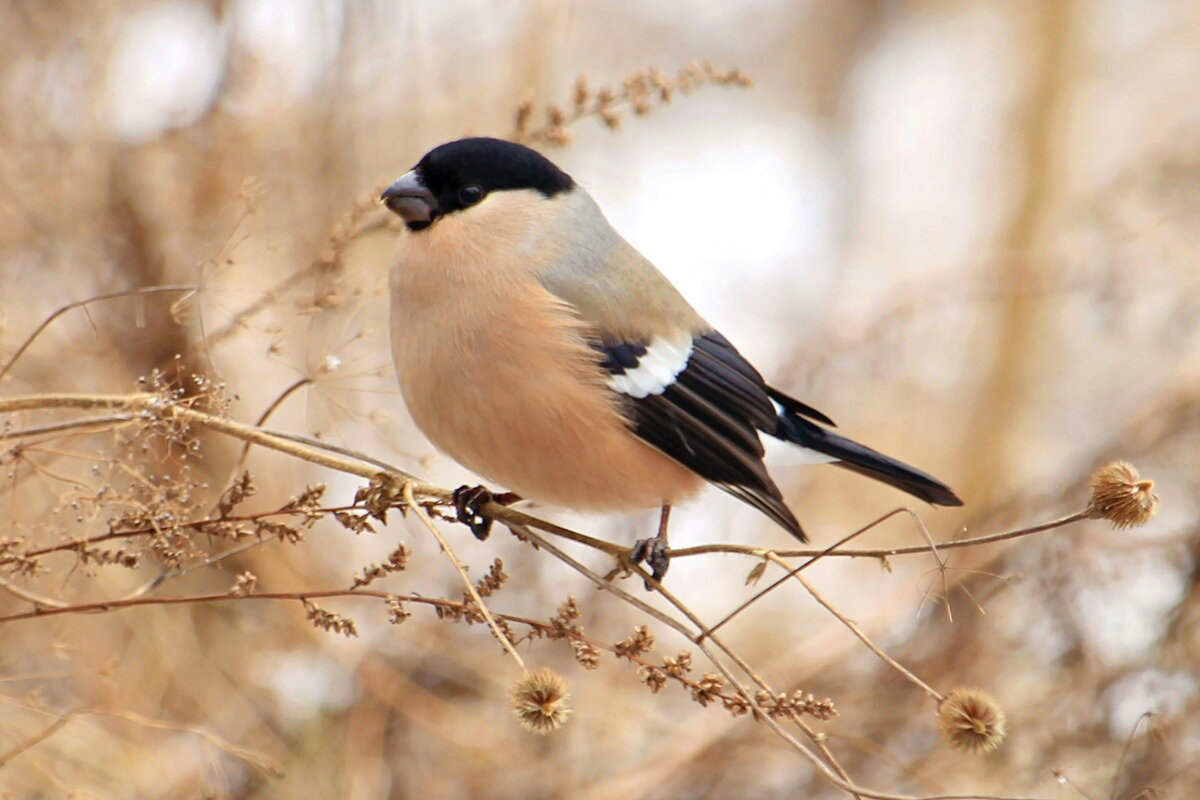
382 137 961 579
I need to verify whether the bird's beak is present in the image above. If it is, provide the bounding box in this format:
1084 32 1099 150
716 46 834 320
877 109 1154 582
381 171 438 226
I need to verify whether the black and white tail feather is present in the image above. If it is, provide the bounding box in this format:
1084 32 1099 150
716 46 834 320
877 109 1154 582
595 330 962 542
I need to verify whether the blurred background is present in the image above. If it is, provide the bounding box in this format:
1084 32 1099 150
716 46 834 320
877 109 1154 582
1 1 1198 797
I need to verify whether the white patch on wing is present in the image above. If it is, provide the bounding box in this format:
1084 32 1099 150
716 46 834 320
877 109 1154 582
607 334 693 399
764 399 838 466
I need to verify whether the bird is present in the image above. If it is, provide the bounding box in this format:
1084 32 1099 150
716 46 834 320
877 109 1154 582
381 136 962 582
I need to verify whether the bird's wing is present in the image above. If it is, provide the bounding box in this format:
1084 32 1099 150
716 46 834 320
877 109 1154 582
591 330 807 541
537 236 826 539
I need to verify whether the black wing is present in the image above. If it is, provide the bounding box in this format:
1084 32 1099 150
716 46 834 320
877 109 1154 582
595 330 963 536
596 331 808 541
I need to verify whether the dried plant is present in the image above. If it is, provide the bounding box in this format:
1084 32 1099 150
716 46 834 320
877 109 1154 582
513 62 753 146
1086 460 1159 529
937 688 1007 755
0 14 1194 797
509 668 572 734
349 544 409 589
1 379 1168 795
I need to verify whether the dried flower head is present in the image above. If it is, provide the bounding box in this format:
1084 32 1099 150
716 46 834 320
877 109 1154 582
303 600 358 638
638 666 667 693
614 625 654 657
385 595 411 625
511 62 752 146
571 75 589 109
350 544 410 589
571 640 601 669
514 95 534 135
938 688 1006 754
230 571 257 597
1087 461 1158 529
509 668 571 734
474 558 508 597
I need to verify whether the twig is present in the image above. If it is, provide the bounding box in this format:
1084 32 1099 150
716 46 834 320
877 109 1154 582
0 391 1063 800
189 267 315 357
0 286 197 382
1107 711 1154 800
20 503 358 559
669 510 1092 560
0 588 499 625
1 392 1076 572
0 702 282 776
0 414 135 442
505 518 870 797
0 575 67 608
0 392 633 567
776 555 942 702
403 480 525 671
0 707 79 766
701 508 921 641
234 377 313 472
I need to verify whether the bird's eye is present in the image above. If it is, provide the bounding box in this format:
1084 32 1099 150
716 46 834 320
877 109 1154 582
458 184 484 206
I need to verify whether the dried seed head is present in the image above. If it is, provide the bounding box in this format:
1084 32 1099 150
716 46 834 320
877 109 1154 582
938 688 1007 754
514 96 534 134
385 595 411 625
639 666 667 693
543 125 572 146
474 558 508 597
1087 461 1159 529
230 571 257 597
571 640 601 669
509 668 571 734
614 625 654 657
599 109 623 130
572 75 589 108
303 600 358 638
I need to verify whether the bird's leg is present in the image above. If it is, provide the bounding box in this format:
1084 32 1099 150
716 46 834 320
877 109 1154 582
451 485 522 540
630 503 672 588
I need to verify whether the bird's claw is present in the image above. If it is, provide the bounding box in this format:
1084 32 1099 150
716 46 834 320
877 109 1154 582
453 484 495 540
630 535 670 589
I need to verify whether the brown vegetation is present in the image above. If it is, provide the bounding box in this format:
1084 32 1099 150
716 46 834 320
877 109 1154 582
1 3 1198 799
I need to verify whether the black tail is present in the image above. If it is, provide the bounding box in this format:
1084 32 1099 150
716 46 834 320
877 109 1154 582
772 396 963 507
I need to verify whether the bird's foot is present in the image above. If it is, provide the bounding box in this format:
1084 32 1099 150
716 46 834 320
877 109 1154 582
629 535 670 589
451 485 521 540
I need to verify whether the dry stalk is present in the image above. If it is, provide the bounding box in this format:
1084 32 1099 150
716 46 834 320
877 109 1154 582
769 553 942 702
0 286 197 382
513 62 754 146
401 480 526 671
0 390 1140 800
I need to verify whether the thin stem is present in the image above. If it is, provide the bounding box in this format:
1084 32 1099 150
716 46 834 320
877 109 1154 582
0 285 197 382
403 480 525 671
0 414 135 441
0 390 1064 800
0 709 79 767
1108 711 1155 800
0 575 67 608
701 509 924 641
2 393 1087 571
0 393 628 559
778 556 942 703
0 588 506 626
21 504 359 559
234 377 313 471
670 510 1092 560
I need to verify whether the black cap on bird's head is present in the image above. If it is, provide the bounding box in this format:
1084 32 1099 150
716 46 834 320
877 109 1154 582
381 137 575 231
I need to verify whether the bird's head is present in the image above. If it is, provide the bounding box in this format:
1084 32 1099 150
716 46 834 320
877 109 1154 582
381 137 575 232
